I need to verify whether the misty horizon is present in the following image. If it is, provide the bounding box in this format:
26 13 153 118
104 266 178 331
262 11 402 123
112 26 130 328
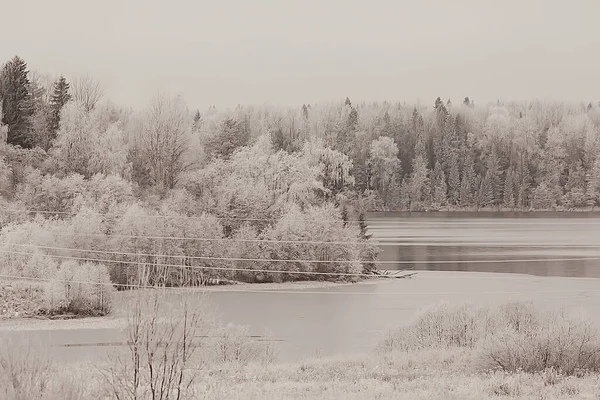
1 0 599 110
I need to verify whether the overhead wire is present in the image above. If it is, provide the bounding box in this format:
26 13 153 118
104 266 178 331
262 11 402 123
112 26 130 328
4 243 600 266
1 208 374 224
2 273 599 296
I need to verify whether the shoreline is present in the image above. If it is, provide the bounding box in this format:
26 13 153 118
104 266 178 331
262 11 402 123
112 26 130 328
367 208 600 216
2 270 599 332
0 276 397 329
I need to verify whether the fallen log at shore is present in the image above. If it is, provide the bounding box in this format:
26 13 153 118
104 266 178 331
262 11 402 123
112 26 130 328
368 269 417 279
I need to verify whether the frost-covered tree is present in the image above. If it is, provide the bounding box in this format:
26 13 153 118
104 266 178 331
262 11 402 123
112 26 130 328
431 160 447 207
486 149 504 207
135 94 193 190
477 171 494 209
302 138 355 201
586 158 600 208
368 136 401 207
563 161 588 208
50 102 129 178
503 168 516 209
260 203 367 282
447 153 460 206
204 116 250 160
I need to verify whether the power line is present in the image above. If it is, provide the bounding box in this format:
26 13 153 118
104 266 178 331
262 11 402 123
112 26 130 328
0 249 383 278
4 208 600 225
5 209 600 248
2 273 600 296
2 227 599 249
1 208 374 224
12 231 368 246
374 242 600 248
4 244 600 266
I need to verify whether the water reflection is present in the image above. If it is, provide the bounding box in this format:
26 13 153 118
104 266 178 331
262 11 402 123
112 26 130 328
367 212 600 278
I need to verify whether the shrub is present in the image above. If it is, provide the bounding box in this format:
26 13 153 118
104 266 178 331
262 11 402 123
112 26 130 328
43 260 114 316
102 290 209 400
377 302 541 353
377 301 600 376
215 324 264 365
481 309 600 375
0 156 11 198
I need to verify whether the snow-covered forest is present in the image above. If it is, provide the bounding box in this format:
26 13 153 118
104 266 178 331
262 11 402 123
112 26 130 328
1 55 600 299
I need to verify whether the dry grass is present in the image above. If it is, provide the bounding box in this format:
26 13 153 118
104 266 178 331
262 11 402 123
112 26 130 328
0 281 45 319
2 299 600 399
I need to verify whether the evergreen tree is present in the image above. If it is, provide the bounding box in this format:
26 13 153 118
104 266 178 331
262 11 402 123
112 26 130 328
409 154 431 211
29 78 52 150
459 172 470 207
503 168 516 209
347 107 358 131
407 108 431 210
358 212 371 240
532 181 556 210
344 97 352 107
440 113 459 175
447 153 460 205
0 104 6 142
517 159 531 209
459 153 476 207
341 203 349 227
561 161 587 208
463 97 471 106
412 109 426 161
399 178 411 210
0 56 34 148
486 149 503 207
477 171 494 209
382 110 391 128
431 160 447 207
302 104 309 121
432 98 448 167
586 158 600 208
48 75 71 139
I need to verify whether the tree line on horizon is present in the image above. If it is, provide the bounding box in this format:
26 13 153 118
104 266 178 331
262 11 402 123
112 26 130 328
2 55 600 215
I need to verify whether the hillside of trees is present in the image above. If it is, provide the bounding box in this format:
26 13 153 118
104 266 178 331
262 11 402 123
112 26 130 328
1 55 600 292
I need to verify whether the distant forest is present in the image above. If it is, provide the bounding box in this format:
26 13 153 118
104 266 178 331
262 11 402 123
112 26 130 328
1 54 600 288
3 56 600 214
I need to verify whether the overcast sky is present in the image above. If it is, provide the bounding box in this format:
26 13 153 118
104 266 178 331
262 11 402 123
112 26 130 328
1 0 599 110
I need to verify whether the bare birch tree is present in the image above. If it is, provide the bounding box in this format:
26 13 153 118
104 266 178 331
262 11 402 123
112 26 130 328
137 94 193 190
71 74 104 112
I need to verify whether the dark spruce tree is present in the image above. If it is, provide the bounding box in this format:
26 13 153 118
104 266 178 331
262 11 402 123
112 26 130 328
48 75 71 139
0 56 34 148
302 104 309 121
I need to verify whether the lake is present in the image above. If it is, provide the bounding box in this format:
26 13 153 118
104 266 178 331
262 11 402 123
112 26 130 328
2 212 600 364
367 211 600 277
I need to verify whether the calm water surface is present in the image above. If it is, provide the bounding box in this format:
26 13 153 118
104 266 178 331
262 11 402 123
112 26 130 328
367 211 600 277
